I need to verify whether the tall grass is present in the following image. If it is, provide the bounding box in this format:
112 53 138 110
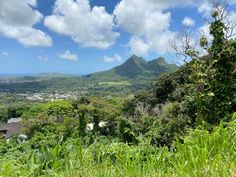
0 122 235 177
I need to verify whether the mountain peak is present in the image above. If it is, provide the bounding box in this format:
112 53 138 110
148 57 167 66
131 54 139 58
156 57 166 62
87 56 178 80
126 55 146 64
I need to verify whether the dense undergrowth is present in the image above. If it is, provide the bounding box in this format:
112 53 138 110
0 120 235 177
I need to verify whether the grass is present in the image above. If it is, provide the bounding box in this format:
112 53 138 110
0 122 235 177
97 81 131 86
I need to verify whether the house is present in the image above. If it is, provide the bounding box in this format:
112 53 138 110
0 118 24 139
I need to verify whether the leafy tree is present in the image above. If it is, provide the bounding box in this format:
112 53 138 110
46 100 74 122
77 104 88 137
155 74 177 103
172 1 236 125
118 117 137 144
7 103 30 119
190 4 236 124
0 106 8 122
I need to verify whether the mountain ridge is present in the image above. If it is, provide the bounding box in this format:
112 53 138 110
0 55 178 94
86 55 178 80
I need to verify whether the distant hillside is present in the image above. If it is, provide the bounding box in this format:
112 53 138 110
0 55 178 95
33 73 75 78
86 55 178 80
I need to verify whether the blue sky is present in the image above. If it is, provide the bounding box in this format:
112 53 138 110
0 0 235 75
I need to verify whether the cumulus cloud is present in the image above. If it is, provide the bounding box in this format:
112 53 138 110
24 0 38 6
182 17 195 26
45 0 119 49
198 1 212 17
102 54 122 63
114 0 236 56
198 24 211 37
114 0 184 55
114 1 171 36
149 32 177 54
59 50 78 61
127 37 150 56
37 56 49 62
0 0 52 47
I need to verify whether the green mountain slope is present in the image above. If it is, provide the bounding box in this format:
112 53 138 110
0 55 178 94
87 55 178 81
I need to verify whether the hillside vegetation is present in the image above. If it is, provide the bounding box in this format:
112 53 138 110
0 2 235 177
87 55 177 80
0 56 177 95
1 121 235 177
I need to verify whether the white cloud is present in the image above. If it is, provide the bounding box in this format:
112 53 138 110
59 50 78 61
24 0 37 6
115 4 170 36
198 1 212 17
114 0 171 36
182 17 195 26
45 0 119 49
102 54 122 63
127 37 150 56
114 0 184 55
149 31 177 54
1 51 10 58
114 0 236 56
0 0 52 47
198 24 211 38
37 56 49 62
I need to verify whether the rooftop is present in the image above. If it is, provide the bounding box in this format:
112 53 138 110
0 119 23 139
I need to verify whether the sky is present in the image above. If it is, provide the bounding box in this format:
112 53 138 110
0 0 235 75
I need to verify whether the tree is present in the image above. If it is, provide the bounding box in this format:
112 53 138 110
0 106 8 122
171 0 236 125
46 100 74 122
77 104 88 137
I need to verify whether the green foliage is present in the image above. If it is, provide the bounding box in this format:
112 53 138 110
0 120 235 176
155 66 190 103
46 100 74 122
89 55 177 80
0 3 235 177
155 74 177 103
118 117 138 144
190 11 236 125
145 102 191 147
0 56 177 96
0 106 8 122
6 103 30 119
77 105 87 137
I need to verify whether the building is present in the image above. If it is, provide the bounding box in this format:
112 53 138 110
0 118 23 139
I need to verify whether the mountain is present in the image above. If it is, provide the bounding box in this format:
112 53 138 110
87 55 178 80
0 55 178 95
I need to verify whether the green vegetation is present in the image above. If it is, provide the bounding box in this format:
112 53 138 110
97 81 131 86
0 120 235 176
87 55 177 80
0 56 177 95
0 1 235 177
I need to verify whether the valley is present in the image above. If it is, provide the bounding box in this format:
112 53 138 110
0 1 235 177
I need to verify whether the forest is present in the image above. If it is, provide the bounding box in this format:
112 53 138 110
0 1 235 177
